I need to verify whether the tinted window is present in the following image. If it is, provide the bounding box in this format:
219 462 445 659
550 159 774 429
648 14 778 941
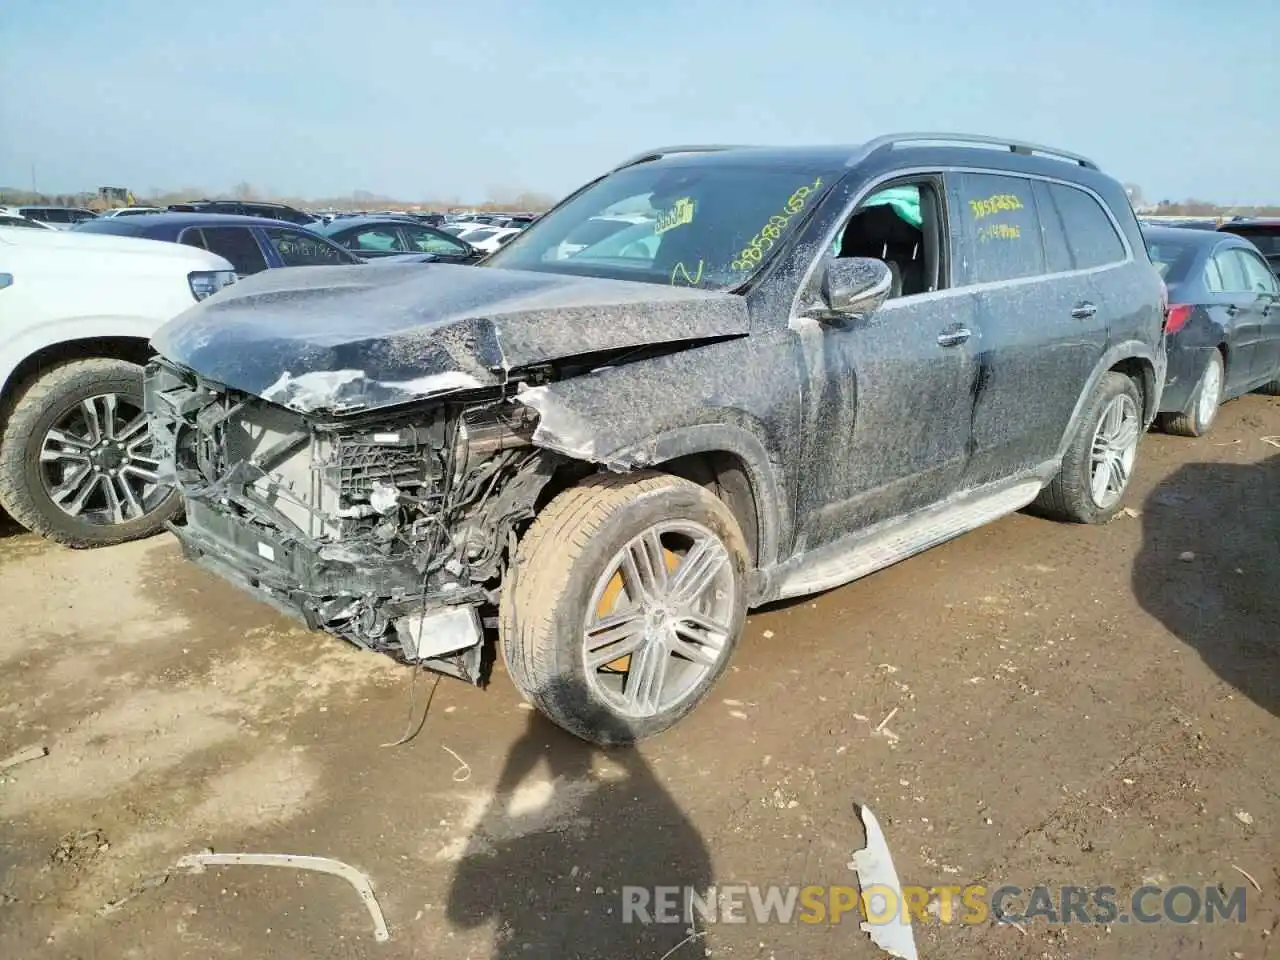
264 227 354 266
1143 234 1199 283
1222 225 1280 256
341 226 405 252
1048 184 1126 269
1209 249 1247 292
1031 180 1072 273
199 226 269 275
71 218 147 236
179 227 206 250
954 173 1043 284
30 209 70 223
1233 248 1278 294
404 226 467 256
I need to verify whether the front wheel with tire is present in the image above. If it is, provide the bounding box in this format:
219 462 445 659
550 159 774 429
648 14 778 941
0 358 179 547
1159 350 1224 437
1035 371 1144 524
501 471 750 745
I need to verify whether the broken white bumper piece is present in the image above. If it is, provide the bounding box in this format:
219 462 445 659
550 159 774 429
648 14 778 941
394 604 483 661
849 804 919 960
176 852 390 943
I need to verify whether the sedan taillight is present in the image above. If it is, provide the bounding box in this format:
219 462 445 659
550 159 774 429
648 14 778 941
1164 303 1193 335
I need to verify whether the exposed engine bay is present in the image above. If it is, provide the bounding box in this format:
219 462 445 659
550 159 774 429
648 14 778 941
145 357 564 684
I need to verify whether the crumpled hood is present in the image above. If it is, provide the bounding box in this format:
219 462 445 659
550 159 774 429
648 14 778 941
151 262 748 414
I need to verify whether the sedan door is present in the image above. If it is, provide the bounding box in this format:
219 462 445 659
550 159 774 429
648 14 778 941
1231 246 1280 381
1203 246 1266 393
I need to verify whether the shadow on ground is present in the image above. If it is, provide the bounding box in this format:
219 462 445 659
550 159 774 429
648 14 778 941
1134 452 1280 716
447 682 710 958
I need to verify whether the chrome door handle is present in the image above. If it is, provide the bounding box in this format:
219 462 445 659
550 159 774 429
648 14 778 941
937 326 971 347
1071 302 1098 319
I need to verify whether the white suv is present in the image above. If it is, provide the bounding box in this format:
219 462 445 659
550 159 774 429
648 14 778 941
0 226 235 546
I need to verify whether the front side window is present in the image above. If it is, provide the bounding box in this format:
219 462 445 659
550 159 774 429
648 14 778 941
831 179 945 298
486 159 840 289
263 227 356 267
954 173 1043 284
1233 248 1279 294
342 227 404 253
404 226 468 256
1047 184 1126 270
198 226 269 275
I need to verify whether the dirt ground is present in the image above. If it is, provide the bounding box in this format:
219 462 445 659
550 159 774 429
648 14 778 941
1 397 1277 960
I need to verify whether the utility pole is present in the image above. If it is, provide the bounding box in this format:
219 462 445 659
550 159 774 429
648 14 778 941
30 162 37 196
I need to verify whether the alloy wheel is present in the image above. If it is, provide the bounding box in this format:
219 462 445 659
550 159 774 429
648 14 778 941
1089 394 1140 510
1197 357 1223 428
39 393 167 525
582 520 737 719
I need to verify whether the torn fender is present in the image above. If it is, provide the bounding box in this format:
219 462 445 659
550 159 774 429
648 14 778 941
513 340 800 572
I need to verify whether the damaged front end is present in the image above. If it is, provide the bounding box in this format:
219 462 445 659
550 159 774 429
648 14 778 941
144 357 556 683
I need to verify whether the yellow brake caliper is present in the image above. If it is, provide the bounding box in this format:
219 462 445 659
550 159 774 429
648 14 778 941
596 547 681 673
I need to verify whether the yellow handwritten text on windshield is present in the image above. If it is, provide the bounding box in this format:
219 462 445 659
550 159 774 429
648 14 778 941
671 260 705 286
655 197 696 235
731 178 824 272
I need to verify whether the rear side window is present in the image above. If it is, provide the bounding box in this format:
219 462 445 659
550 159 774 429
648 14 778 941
1031 181 1072 273
198 226 269 275
1047 184 1126 269
263 227 354 266
1206 248 1247 293
954 173 1043 284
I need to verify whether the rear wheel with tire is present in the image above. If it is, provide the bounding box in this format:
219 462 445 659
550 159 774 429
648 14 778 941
0 358 179 547
1159 350 1224 437
500 471 749 745
1035 371 1144 524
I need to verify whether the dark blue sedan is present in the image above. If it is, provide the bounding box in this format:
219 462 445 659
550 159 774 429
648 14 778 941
73 212 432 276
1145 225 1280 436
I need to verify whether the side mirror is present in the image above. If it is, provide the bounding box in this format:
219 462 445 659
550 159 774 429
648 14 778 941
812 257 893 324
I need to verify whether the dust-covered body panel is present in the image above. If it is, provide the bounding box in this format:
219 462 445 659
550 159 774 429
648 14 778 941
144 135 1169 741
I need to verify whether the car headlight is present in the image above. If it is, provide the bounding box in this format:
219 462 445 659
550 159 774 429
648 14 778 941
188 269 237 301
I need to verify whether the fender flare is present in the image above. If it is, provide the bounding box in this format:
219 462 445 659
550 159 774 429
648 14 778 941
0 314 159 399
1056 340 1166 459
604 421 789 571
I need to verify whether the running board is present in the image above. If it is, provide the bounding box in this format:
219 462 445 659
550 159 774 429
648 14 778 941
769 480 1043 601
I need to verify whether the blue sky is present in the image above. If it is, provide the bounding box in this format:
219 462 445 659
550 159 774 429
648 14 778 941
1 0 1275 204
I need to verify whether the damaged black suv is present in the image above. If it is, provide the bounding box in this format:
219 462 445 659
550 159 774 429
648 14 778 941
145 133 1166 744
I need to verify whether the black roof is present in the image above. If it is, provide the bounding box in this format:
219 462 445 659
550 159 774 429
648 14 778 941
75 212 326 240
1142 224 1252 249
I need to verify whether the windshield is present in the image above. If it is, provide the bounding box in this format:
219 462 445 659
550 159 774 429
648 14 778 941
485 160 839 290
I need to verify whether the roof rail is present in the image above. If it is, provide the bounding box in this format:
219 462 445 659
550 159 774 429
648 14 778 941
854 133 1098 170
611 145 747 172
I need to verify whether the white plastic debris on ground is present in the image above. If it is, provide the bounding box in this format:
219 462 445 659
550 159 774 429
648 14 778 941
848 804 919 960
